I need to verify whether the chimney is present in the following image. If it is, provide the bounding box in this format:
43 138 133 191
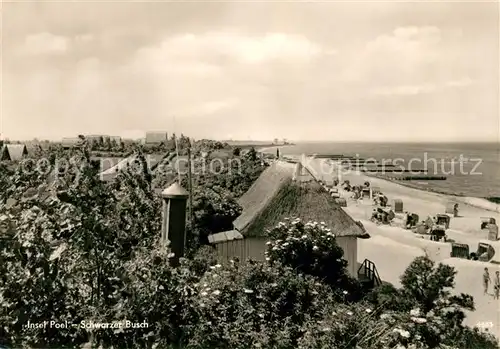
161 182 189 266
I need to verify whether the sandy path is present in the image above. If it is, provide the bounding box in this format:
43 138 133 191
304 158 500 339
358 235 424 288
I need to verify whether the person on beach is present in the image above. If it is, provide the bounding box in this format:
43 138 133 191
483 268 491 295
494 271 500 300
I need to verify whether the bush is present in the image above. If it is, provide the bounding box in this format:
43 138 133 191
185 261 336 349
1 141 498 349
266 219 362 301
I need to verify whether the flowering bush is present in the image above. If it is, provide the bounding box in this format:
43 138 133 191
266 219 362 300
185 260 336 348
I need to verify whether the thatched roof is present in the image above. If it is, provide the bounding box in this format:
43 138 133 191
233 161 296 233
234 160 369 239
1 144 28 161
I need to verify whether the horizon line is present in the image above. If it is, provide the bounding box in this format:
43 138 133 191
3 137 498 145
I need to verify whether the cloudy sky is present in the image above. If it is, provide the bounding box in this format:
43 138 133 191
1 0 499 142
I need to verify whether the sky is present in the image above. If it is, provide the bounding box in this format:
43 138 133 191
1 0 499 142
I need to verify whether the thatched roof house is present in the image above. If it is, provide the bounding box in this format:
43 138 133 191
210 160 369 277
233 161 368 239
0 144 29 161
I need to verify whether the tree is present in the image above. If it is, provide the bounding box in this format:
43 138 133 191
400 256 474 315
232 147 241 156
245 147 258 162
190 186 242 245
104 137 112 151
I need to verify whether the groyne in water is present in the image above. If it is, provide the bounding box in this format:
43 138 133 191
357 169 428 173
388 176 447 181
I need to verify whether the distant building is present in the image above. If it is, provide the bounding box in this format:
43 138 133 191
145 132 168 144
86 135 104 146
110 136 122 144
61 137 84 149
1 144 29 161
209 160 371 279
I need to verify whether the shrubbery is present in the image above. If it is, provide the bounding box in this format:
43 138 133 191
266 219 362 301
0 145 498 349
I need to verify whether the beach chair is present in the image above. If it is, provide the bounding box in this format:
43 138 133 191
405 213 419 229
450 243 470 259
473 240 499 263
429 225 446 242
481 217 496 230
393 199 403 213
435 214 451 229
371 186 381 196
487 224 499 241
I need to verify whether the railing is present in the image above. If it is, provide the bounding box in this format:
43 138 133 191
357 259 382 288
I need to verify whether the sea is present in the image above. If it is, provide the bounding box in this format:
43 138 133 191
272 142 500 200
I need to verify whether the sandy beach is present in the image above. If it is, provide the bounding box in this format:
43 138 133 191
304 157 500 339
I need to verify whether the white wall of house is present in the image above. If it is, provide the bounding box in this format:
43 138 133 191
336 236 358 277
212 235 359 278
212 237 267 262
